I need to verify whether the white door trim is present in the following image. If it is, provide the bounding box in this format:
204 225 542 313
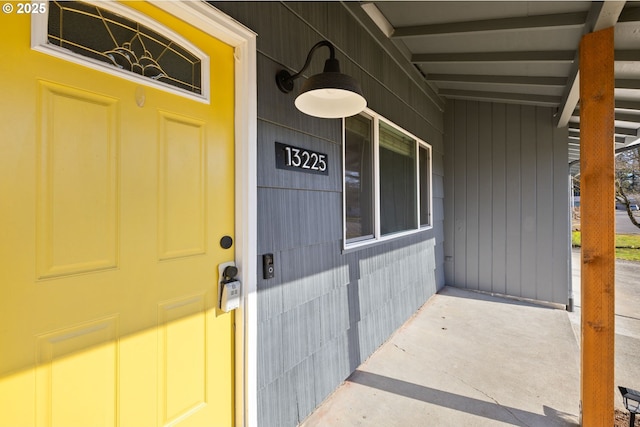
153 2 257 426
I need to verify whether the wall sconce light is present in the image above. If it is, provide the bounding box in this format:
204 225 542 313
276 40 367 119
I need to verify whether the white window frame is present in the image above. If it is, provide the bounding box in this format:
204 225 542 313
343 108 433 250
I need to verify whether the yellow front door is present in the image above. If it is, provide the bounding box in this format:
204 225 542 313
0 2 236 426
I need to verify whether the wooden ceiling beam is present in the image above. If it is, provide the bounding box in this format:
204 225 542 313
392 12 588 38
412 51 574 63
427 74 567 87
556 1 626 128
438 88 561 106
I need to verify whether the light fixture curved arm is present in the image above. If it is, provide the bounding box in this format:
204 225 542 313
276 41 335 93
275 40 367 118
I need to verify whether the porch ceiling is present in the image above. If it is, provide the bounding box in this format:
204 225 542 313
351 1 640 165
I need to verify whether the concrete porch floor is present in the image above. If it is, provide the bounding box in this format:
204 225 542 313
301 250 640 426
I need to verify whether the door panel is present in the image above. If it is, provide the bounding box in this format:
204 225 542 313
35 317 119 427
37 81 120 278
158 295 207 425
158 111 207 260
0 2 235 426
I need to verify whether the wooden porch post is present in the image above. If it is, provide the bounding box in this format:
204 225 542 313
579 26 615 427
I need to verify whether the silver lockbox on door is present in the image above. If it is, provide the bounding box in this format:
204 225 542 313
218 262 241 312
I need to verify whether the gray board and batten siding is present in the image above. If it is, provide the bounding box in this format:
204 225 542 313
211 2 444 427
444 100 570 305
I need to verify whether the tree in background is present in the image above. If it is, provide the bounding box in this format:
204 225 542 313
615 146 640 229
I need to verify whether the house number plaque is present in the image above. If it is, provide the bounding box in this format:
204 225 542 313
275 142 328 175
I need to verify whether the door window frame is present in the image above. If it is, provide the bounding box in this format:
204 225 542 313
32 1 211 103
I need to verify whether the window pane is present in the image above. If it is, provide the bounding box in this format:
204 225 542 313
345 115 374 241
379 122 416 235
419 146 430 226
48 1 203 95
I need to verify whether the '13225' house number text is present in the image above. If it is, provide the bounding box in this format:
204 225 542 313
275 142 328 175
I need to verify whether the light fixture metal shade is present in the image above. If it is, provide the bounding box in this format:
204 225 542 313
294 71 367 119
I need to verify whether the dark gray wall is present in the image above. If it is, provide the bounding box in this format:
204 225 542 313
443 100 570 304
211 2 445 426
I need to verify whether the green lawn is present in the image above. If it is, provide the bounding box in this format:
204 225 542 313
572 231 640 262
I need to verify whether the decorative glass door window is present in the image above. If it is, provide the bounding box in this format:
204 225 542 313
45 1 205 96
